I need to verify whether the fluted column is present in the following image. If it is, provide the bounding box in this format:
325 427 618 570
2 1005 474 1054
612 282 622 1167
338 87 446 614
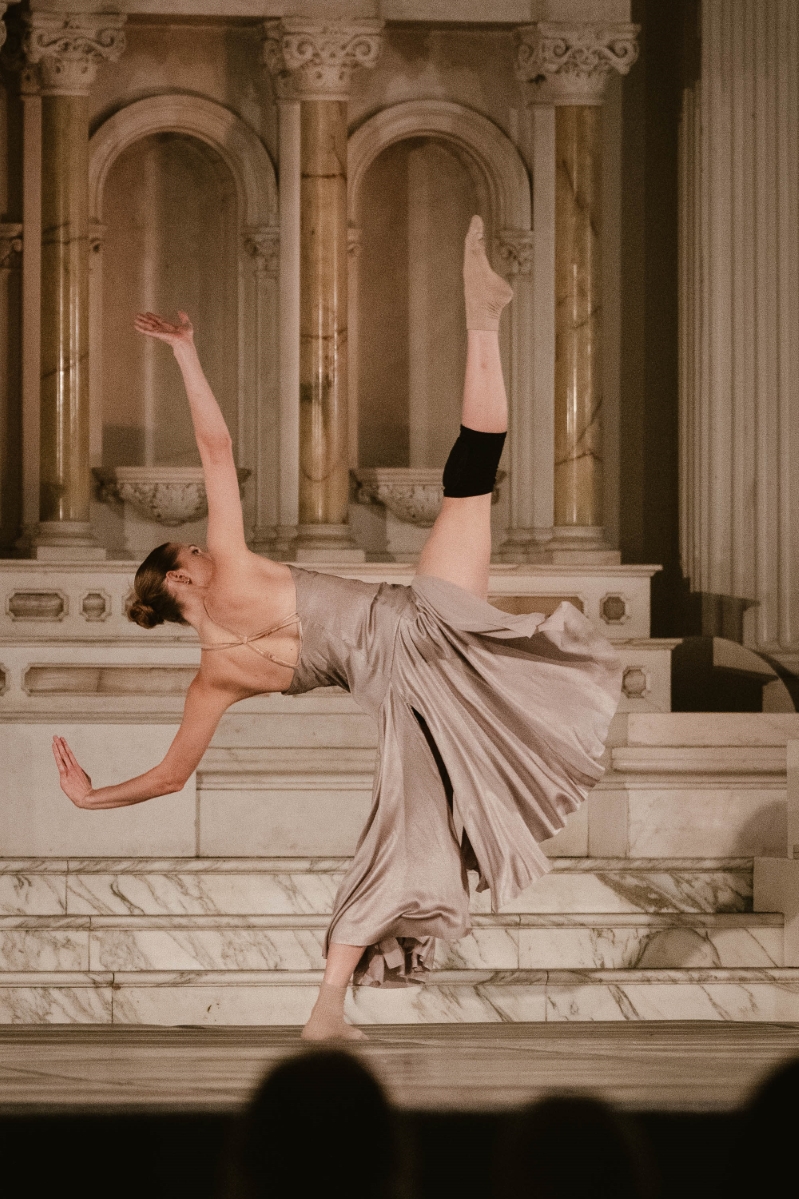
516 22 638 560
680 0 799 661
0 225 23 551
263 19 382 562
23 13 125 560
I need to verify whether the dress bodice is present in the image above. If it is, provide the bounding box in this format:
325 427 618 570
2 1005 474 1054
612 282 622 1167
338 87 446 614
283 566 415 717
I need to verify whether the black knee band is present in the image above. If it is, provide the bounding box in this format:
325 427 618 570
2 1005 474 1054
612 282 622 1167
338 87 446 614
442 425 506 497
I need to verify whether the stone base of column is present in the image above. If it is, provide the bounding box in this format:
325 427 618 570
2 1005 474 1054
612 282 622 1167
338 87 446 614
33 521 106 562
495 527 555 564
546 525 620 566
294 523 364 563
250 525 298 560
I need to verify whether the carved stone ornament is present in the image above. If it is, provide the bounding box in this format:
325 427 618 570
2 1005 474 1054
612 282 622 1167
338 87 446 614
622 666 650 700
0 5 7 55
94 466 251 527
496 229 533 278
0 223 22 270
262 18 383 100
244 226 280 276
515 22 640 104
354 467 504 528
24 12 126 96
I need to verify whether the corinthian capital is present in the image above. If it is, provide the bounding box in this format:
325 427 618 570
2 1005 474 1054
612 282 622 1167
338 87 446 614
515 22 639 105
24 12 126 96
262 18 383 101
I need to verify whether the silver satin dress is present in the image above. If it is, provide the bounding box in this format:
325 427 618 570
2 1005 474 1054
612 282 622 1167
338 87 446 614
283 565 622 987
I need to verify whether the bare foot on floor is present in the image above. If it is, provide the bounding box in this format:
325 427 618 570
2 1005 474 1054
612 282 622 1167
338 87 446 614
301 982 368 1041
463 214 514 331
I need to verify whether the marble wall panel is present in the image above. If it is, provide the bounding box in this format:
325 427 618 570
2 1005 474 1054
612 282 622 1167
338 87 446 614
518 924 782 970
111 982 315 1026
0 725 196 856
476 865 751 915
0 872 66 915
350 981 547 1024
198 789 372 857
544 977 799 1022
66 870 344 917
626 788 785 858
437 928 519 970
0 930 89 971
0 979 111 1023
90 927 325 972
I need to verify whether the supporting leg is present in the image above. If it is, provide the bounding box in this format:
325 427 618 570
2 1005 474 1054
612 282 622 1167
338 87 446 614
301 942 367 1042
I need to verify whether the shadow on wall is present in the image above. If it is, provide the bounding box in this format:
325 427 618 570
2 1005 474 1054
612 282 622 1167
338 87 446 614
671 638 798 712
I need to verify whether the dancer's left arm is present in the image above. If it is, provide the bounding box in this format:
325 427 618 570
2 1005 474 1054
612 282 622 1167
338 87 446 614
53 675 236 809
133 311 245 563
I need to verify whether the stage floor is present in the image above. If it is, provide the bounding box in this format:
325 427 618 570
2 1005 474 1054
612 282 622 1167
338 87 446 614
2 1023 799 1113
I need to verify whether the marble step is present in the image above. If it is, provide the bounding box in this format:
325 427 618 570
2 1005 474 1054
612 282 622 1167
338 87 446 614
0 857 754 917
1 966 798 1025
0 912 783 972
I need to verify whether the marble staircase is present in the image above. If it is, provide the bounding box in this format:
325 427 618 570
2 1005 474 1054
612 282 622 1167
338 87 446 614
1 562 798 1023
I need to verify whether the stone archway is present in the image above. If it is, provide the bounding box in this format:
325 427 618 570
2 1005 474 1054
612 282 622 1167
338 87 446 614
347 100 534 556
89 95 280 549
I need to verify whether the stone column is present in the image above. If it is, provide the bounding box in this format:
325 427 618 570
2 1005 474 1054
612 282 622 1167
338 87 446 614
516 22 638 561
23 13 125 560
680 0 799 664
263 18 382 562
0 225 23 552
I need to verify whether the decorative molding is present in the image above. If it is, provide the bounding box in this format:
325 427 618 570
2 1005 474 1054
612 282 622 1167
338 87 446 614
0 223 22 270
7 591 67 622
244 225 280 277
80 591 111 622
23 12 126 97
262 18 383 100
496 228 534 278
354 467 503 527
89 94 278 228
515 22 640 105
600 593 630 625
348 100 531 234
94 466 250 527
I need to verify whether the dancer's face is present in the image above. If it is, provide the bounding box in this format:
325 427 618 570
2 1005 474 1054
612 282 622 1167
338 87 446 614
167 543 214 592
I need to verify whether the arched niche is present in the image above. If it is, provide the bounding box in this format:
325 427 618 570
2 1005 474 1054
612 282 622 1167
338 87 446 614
347 101 534 547
89 95 280 550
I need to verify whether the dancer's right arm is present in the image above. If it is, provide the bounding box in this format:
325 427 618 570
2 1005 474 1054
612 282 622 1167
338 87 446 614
134 311 246 564
53 675 236 809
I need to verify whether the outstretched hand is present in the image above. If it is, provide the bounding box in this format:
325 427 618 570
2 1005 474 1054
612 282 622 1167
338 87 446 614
52 736 94 808
134 310 194 348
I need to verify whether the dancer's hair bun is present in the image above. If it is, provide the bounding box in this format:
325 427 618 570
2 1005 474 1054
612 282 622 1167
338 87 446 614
128 542 188 629
128 597 162 629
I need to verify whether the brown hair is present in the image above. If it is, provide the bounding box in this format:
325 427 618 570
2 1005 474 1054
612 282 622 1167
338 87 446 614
128 542 188 629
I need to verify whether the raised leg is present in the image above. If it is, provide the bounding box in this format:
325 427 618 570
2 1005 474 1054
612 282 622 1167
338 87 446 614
301 942 367 1041
416 217 512 600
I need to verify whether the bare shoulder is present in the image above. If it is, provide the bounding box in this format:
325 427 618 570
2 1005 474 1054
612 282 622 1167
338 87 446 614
208 548 294 596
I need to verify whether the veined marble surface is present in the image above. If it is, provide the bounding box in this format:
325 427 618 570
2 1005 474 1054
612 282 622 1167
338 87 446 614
1 1022 799 1113
1 968 799 1026
0 858 754 916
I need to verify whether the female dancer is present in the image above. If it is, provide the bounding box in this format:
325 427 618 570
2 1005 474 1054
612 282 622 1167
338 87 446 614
53 217 621 1040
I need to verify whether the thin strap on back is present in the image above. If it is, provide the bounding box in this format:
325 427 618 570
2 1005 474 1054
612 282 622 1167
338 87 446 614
200 601 302 671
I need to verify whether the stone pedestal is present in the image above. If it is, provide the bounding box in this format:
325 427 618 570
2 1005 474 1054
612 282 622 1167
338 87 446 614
263 19 382 562
516 21 638 563
24 13 125 561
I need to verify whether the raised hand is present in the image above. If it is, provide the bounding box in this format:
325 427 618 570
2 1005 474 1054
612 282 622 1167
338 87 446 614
134 310 194 347
52 736 94 808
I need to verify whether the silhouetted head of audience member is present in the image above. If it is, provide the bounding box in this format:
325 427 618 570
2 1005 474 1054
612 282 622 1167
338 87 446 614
236 1049 399 1199
496 1095 658 1199
728 1055 799 1196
